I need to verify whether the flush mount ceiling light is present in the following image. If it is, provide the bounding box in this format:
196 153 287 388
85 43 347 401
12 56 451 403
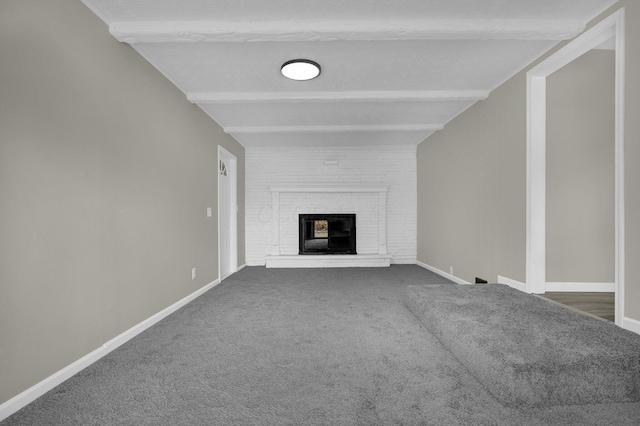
281 59 321 81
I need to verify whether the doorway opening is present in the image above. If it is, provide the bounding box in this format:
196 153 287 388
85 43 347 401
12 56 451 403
218 146 238 281
526 9 625 325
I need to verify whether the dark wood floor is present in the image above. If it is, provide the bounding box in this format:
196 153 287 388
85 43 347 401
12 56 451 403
540 292 615 322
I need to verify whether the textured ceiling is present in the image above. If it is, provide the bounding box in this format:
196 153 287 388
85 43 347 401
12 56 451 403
82 0 617 147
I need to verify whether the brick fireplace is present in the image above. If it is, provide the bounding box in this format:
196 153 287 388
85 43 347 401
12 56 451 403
264 185 391 267
245 146 417 267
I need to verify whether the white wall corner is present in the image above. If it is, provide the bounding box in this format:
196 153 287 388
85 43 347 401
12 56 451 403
416 261 471 285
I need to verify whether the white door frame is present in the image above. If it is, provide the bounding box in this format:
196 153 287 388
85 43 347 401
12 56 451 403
218 146 238 281
526 9 625 325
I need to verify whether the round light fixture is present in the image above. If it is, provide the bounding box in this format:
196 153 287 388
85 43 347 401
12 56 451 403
281 59 321 81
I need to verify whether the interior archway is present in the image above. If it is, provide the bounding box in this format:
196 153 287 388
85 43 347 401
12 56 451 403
526 9 625 325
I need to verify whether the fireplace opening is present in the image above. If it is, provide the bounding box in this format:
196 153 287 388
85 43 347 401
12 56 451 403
299 214 356 255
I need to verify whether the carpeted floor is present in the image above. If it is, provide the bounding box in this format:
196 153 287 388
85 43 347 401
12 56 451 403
3 266 640 425
405 284 640 408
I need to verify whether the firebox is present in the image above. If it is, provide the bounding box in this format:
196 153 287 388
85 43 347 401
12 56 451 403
299 214 356 255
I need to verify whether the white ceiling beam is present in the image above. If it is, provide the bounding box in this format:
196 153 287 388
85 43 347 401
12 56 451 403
110 19 585 44
224 124 444 134
188 90 489 104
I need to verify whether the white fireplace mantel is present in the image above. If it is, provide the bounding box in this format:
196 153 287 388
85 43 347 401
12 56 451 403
269 184 388 194
266 184 391 267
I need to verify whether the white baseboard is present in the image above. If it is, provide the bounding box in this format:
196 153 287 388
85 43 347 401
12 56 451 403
0 278 221 422
415 261 471 285
545 282 615 292
622 316 640 336
391 256 417 265
265 254 391 268
236 264 247 272
497 275 527 293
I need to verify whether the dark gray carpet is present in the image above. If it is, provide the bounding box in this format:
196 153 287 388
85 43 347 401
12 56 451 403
3 266 640 425
405 284 640 408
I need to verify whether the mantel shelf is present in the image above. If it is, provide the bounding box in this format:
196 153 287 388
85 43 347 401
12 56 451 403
270 184 388 193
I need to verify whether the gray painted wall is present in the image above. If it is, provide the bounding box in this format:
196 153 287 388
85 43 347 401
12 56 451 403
0 0 244 405
417 1 640 320
546 50 615 283
417 71 527 285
